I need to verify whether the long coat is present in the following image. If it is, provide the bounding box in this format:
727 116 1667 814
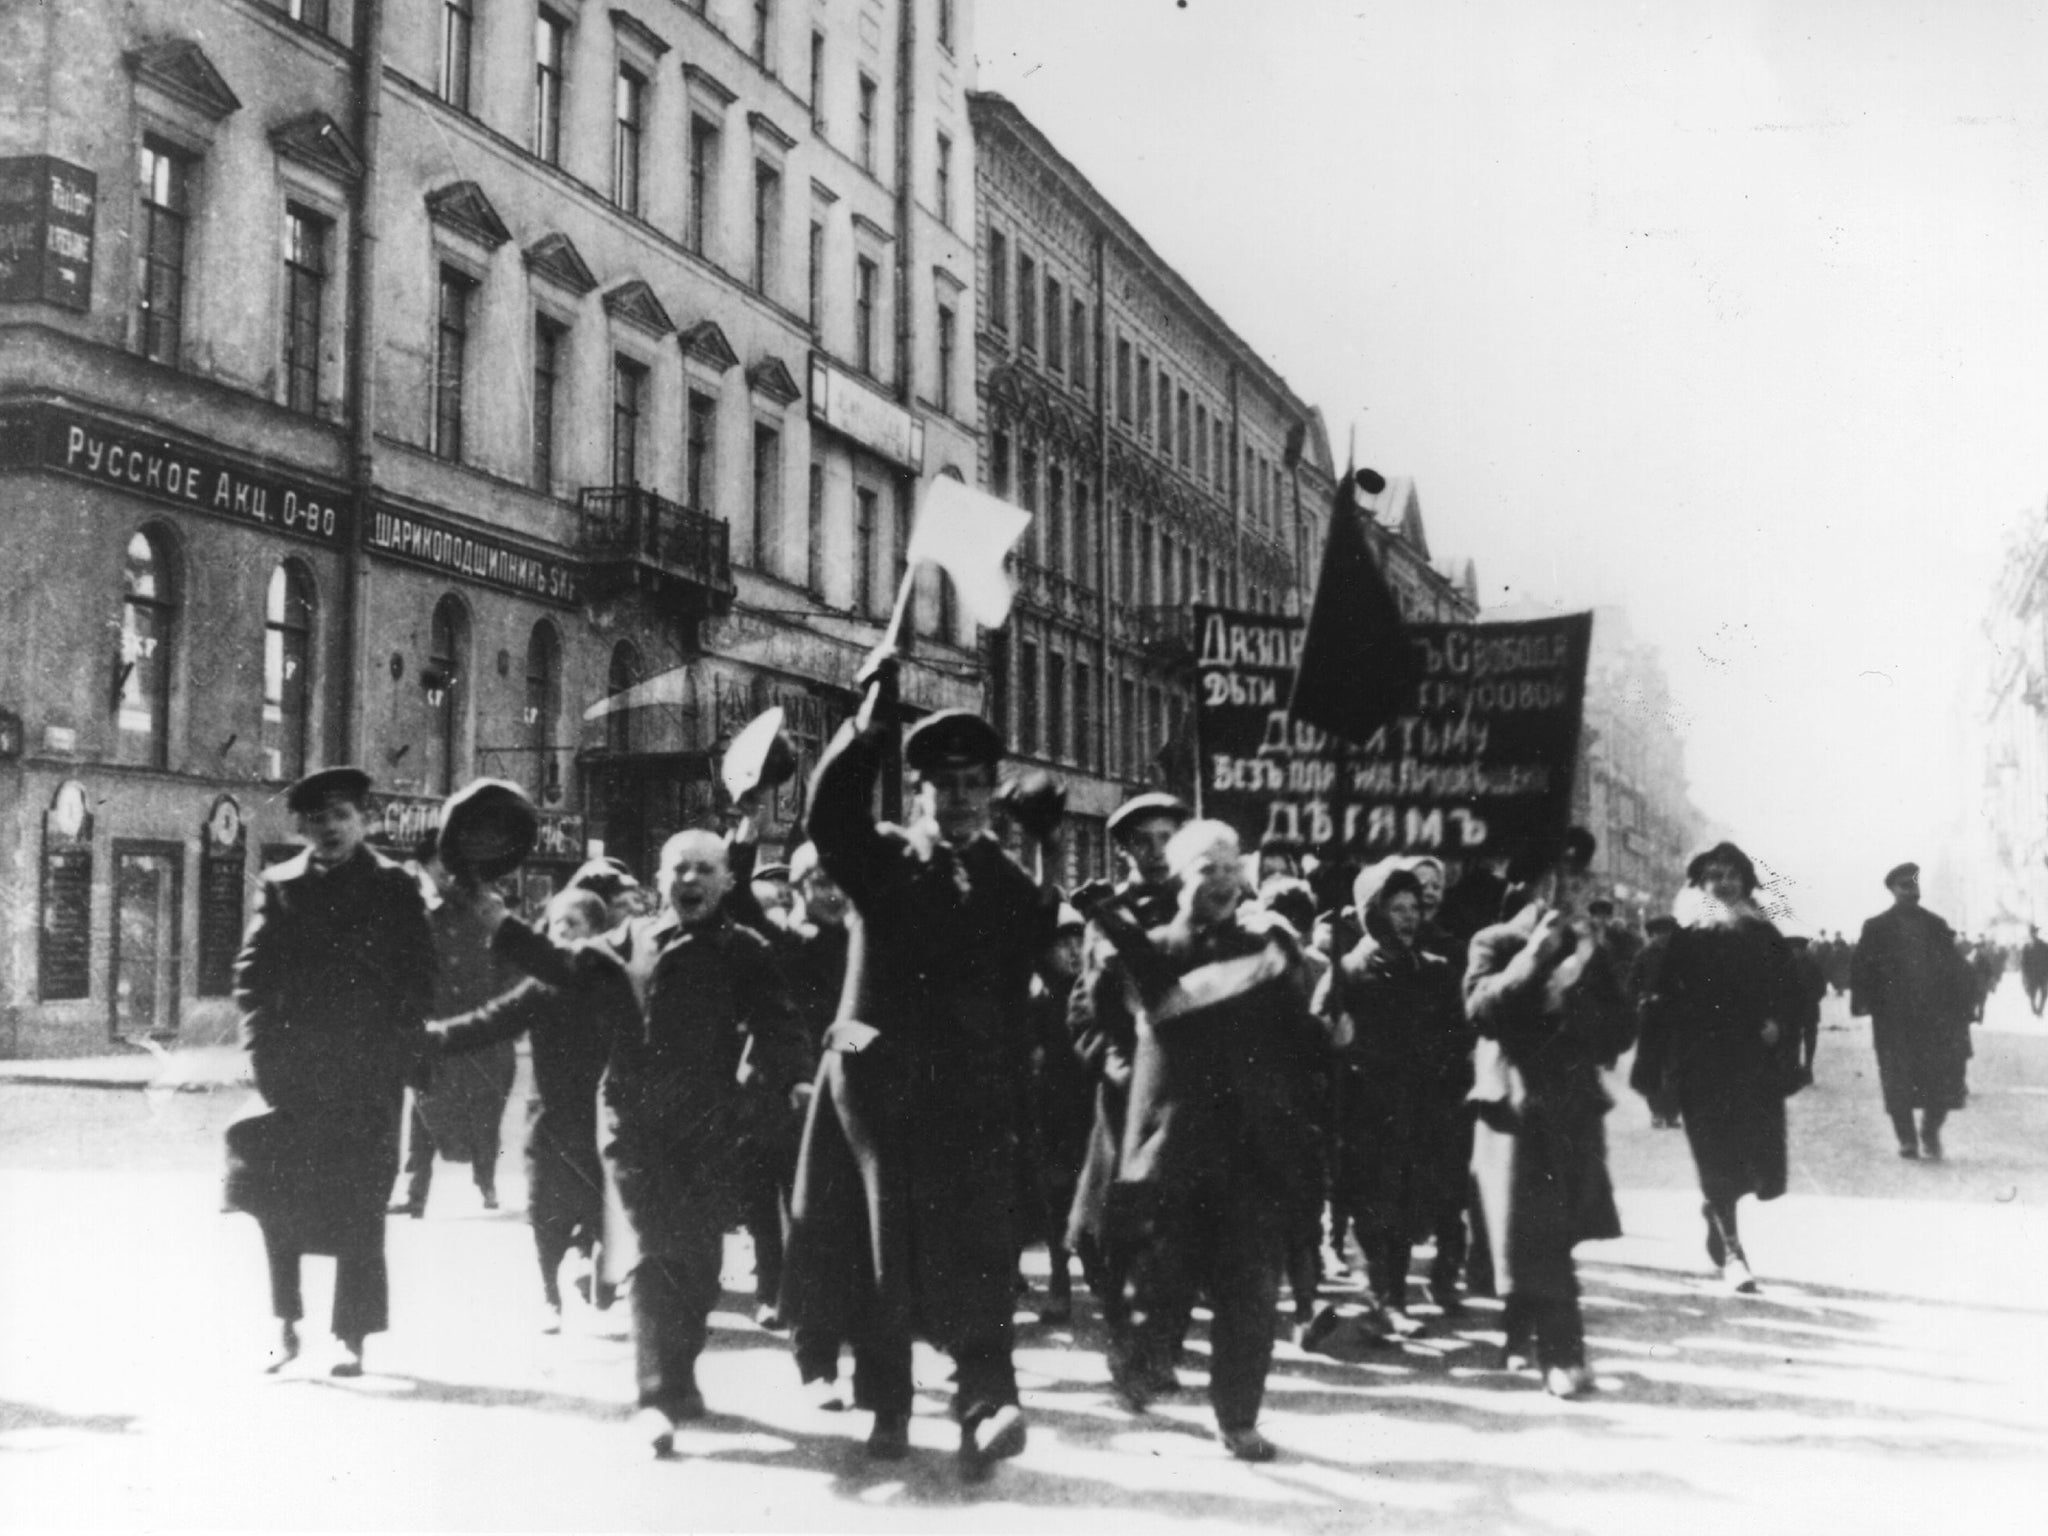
231 847 436 1253
1636 915 1802 1204
781 723 1054 1353
1850 904 1975 1113
1464 905 1634 1297
608 912 809 1254
1316 935 1471 1241
431 918 632 1237
412 890 519 1164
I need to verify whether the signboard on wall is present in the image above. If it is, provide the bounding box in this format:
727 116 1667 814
195 795 247 998
38 780 93 1002
808 354 925 472
0 155 95 310
367 505 581 607
1193 605 1592 862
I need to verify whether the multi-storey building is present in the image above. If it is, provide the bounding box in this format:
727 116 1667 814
0 0 979 1057
1970 505 2048 936
1350 474 1479 623
969 92 1346 880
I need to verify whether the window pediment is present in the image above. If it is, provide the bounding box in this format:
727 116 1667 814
609 8 672 56
270 111 364 185
748 111 797 153
426 181 512 250
604 279 675 337
682 63 737 108
524 232 598 295
746 356 801 407
127 38 242 122
677 319 739 372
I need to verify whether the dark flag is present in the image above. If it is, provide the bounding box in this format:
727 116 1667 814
1288 469 1419 745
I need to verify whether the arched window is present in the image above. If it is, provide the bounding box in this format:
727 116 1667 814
262 562 315 781
426 594 469 795
525 621 561 800
606 639 641 756
115 528 176 767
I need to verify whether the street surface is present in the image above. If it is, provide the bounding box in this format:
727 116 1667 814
4 982 2047 1534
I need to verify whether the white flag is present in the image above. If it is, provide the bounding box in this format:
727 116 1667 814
905 477 1032 629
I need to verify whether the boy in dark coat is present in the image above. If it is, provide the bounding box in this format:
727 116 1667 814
232 767 436 1377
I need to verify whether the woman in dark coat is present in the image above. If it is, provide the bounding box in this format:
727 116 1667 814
231 768 436 1376
1317 866 1472 1315
1465 839 1635 1399
1635 842 1803 1292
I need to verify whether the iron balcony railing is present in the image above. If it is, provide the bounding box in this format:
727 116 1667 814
576 485 735 600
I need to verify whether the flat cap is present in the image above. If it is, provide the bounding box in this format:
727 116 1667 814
1106 791 1190 840
904 708 1003 773
285 766 372 814
1885 861 1920 887
752 862 792 884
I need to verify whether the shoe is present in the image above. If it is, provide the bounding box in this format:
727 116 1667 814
1037 1289 1074 1325
632 1406 676 1458
1898 1143 1920 1160
1722 1257 1760 1295
671 1386 707 1422
958 1404 1026 1480
539 1304 563 1335
754 1303 787 1331
386 1201 424 1219
1922 1130 1944 1161
1108 1348 1155 1414
1544 1365 1594 1399
331 1337 365 1378
480 1189 500 1211
1298 1303 1342 1352
264 1321 300 1375
865 1411 911 1460
1428 1280 1466 1316
1218 1425 1277 1462
803 1376 847 1412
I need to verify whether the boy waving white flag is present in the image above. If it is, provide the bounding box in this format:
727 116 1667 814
904 477 1031 630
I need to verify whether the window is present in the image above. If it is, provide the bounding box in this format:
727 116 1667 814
807 460 825 594
282 0 329 30
807 217 823 328
1045 277 1063 374
1120 677 1136 775
753 0 774 67
432 266 475 461
525 623 561 800
1136 356 1150 438
809 31 825 133
753 422 782 571
1019 444 1038 518
935 132 953 225
752 160 781 295
1070 300 1087 386
440 0 474 111
115 529 175 767
135 139 190 366
263 562 313 781
938 0 955 52
427 595 468 795
1017 254 1037 351
857 74 878 173
1161 532 1176 605
534 11 567 164
936 302 956 415
987 228 1008 333
1141 523 1156 605
614 66 646 214
1047 653 1066 760
687 115 720 256
1074 660 1093 770
1115 338 1131 423
1073 475 1092 587
1213 418 1225 490
1178 388 1191 467
1195 404 1208 482
1158 373 1173 457
281 205 329 415
1019 639 1039 755
606 641 640 755
612 354 647 486
1117 514 1133 602
988 630 1010 738
1046 461 1065 574
532 316 563 491
892 481 915 631
854 255 878 373
990 431 1010 498
686 390 717 511
854 487 878 614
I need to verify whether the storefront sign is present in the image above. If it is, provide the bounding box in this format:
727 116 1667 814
1194 606 1592 861
368 506 580 607
195 795 247 998
38 780 93 1002
808 354 925 472
0 402 350 543
364 792 585 865
0 155 95 311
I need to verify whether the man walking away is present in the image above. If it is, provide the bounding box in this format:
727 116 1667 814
1850 863 1977 1160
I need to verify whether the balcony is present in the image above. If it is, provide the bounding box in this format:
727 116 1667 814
576 486 735 616
1013 558 1094 625
1112 604 1201 665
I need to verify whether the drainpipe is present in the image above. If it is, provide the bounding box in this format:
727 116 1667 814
341 0 383 766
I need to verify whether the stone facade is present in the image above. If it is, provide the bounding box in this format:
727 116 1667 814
1969 506 2048 936
0 0 979 1056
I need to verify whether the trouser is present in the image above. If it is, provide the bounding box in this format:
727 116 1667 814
533 1212 596 1309
1499 1282 1585 1371
631 1202 725 1418
403 1103 499 1207
1889 1107 1948 1149
1364 1236 1413 1305
263 1221 389 1341
842 1309 1018 1423
1121 1177 1280 1433
1463 1179 1497 1297
741 1164 787 1305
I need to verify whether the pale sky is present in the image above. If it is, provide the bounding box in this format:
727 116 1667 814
977 0 2048 931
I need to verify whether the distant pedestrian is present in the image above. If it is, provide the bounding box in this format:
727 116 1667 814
1022 905 1093 1323
2021 925 2048 1018
1635 843 1804 1293
230 767 436 1377
1850 863 1978 1160
1465 831 1635 1399
1783 935 1826 1085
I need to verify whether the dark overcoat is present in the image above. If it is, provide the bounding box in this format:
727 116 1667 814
413 892 519 1163
231 846 436 1253
1317 935 1471 1241
781 723 1054 1353
1850 904 1975 1113
432 918 634 1237
608 912 809 1254
1464 905 1634 1297
1636 915 1802 1204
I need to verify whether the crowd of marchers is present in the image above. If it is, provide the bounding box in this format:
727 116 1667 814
222 683 1998 1481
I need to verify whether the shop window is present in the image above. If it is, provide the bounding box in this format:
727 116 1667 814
111 842 182 1042
426 594 469 795
262 561 315 781
115 528 176 768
